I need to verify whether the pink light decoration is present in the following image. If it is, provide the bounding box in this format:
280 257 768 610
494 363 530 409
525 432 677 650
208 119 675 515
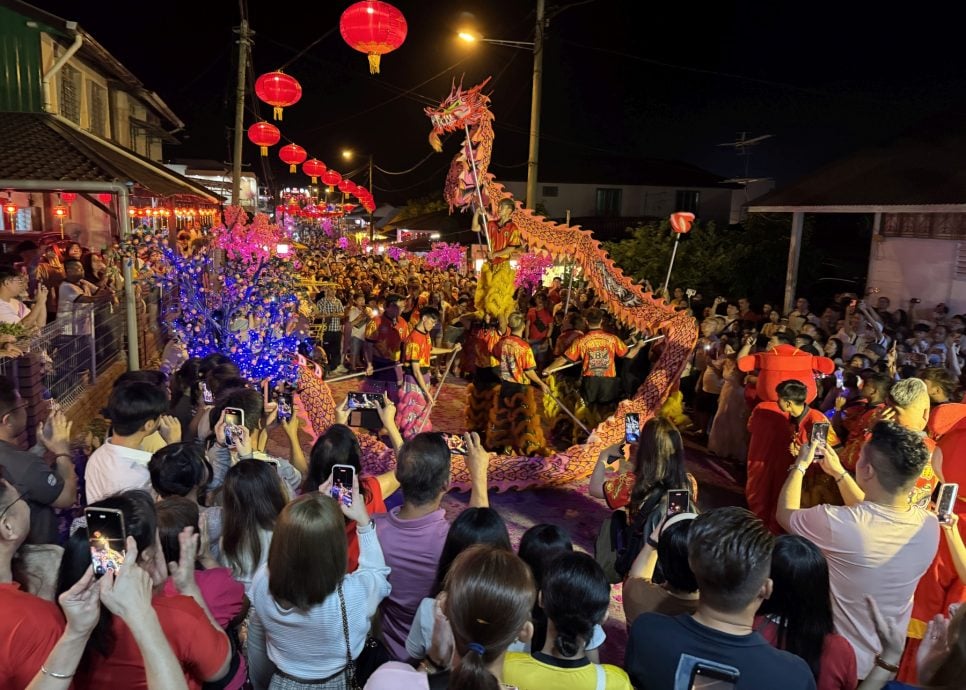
337 236 350 250
425 242 464 270
387 245 408 261
513 252 554 290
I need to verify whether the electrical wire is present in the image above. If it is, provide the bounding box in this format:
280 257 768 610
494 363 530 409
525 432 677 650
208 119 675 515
374 151 439 175
278 27 337 72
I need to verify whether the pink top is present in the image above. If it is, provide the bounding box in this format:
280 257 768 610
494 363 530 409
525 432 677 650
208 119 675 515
162 568 245 628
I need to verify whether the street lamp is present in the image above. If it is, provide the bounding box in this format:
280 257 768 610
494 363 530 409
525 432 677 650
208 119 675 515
458 0 545 210
341 149 375 242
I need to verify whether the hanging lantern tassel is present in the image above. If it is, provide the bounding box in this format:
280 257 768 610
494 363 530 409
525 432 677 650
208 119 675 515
368 54 380 74
661 212 695 294
274 106 283 121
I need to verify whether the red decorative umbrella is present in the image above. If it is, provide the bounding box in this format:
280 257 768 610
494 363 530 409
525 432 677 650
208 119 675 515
321 169 342 186
339 1 408 74
247 122 281 156
279 144 307 173
303 159 327 183
254 71 302 120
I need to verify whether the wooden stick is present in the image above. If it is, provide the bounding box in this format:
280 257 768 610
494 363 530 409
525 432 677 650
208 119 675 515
414 347 461 434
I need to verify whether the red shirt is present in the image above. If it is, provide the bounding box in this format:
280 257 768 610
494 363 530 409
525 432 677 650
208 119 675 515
488 219 521 254
347 476 386 572
365 315 411 361
496 335 537 384
470 325 502 369
75 595 230 690
564 329 628 378
756 616 858 690
0 583 64 690
402 328 433 369
526 307 553 341
603 471 699 512
554 329 584 357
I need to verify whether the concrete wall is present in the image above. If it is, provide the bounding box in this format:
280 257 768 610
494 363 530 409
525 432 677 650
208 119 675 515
867 236 966 313
499 180 740 225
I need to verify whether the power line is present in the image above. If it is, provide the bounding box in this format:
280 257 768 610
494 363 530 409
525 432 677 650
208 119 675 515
374 150 439 175
278 27 337 72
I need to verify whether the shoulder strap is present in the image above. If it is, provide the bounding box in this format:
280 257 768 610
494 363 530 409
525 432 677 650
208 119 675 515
594 663 606 690
337 582 360 690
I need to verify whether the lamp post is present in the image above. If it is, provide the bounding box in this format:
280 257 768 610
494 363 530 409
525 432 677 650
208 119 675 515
342 149 375 243
458 0 545 210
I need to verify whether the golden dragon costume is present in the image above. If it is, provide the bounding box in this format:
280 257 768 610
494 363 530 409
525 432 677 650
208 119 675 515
294 79 698 491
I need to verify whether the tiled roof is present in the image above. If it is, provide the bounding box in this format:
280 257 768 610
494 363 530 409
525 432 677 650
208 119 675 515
0 112 220 201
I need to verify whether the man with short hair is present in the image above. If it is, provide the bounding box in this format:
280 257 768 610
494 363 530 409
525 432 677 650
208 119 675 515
363 294 411 403
0 472 67 685
0 378 76 543
315 286 345 373
626 507 815 689
85 382 179 503
0 265 46 328
56 258 110 336
373 431 489 661
777 421 939 680
396 307 461 439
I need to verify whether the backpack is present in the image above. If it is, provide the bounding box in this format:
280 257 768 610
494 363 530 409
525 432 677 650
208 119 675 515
594 488 665 584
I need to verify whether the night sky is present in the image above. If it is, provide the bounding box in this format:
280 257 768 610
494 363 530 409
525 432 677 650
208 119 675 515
29 0 966 206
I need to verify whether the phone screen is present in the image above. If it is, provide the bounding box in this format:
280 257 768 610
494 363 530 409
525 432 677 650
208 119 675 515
441 432 468 455
624 413 641 444
276 392 293 422
85 508 126 578
691 670 738 690
200 381 213 404
937 483 959 523
834 369 844 389
675 654 739 690
347 391 380 410
811 422 830 447
667 489 690 517
224 407 244 446
330 464 355 507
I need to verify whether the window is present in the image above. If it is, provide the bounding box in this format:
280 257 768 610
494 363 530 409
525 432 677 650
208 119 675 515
542 185 559 198
60 64 81 124
675 190 700 213
89 82 107 137
595 188 622 217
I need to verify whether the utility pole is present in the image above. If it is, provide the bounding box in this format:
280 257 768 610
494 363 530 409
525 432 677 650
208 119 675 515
231 18 250 207
525 0 545 210
368 153 374 243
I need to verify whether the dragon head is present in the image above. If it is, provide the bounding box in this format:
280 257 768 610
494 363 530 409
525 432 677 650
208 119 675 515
425 77 492 152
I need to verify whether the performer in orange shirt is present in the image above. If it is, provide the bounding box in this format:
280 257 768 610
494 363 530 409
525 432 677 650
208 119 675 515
363 294 410 403
545 308 645 428
395 307 460 439
544 312 587 446
471 198 522 321
464 313 505 436
487 312 549 455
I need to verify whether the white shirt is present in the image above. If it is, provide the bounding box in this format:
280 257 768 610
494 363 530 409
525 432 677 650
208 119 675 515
57 281 93 335
84 439 154 504
789 501 939 678
0 297 28 324
348 306 367 340
247 522 391 687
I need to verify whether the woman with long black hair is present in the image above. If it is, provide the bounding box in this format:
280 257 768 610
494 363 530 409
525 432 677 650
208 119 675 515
756 535 857 690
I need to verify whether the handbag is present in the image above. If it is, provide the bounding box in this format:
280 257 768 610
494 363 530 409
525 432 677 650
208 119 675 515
338 582 390 690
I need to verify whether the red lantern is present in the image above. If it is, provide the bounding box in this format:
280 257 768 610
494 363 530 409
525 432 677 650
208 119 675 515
303 159 327 184
60 192 77 204
669 212 695 234
247 122 281 156
344 180 359 194
321 169 342 186
342 203 358 213
339 1 408 74
53 205 68 218
337 180 351 193
254 71 302 120
3 198 17 217
97 193 113 205
279 144 307 173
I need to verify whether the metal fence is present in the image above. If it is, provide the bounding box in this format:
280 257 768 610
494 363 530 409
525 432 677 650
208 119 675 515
3 302 127 408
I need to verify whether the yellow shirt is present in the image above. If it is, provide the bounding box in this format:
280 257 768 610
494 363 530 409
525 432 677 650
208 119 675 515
503 651 632 690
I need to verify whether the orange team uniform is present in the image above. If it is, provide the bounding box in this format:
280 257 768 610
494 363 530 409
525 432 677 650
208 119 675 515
402 328 433 369
364 315 411 362
465 321 503 435
488 334 546 455
497 335 537 385
564 329 628 378
746 402 841 534
396 328 434 439
899 404 966 682
488 219 522 259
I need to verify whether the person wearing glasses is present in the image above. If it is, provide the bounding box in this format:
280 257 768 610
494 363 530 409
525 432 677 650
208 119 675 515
0 264 47 329
0 377 76 544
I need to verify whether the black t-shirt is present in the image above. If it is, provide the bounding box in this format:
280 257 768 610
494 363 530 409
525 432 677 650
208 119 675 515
0 441 65 544
626 613 815 690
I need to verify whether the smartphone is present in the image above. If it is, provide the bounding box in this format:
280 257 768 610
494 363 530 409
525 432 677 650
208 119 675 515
276 391 293 422
811 422 830 460
224 407 244 447
937 483 959 524
330 464 355 507
667 489 690 517
834 368 844 389
441 432 468 455
200 381 213 405
85 507 126 579
674 655 739 690
347 391 381 410
624 413 641 444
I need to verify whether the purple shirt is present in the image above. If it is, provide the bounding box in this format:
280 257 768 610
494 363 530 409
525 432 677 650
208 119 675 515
372 506 449 660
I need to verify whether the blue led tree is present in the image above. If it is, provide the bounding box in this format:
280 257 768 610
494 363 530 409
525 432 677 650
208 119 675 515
124 207 303 384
